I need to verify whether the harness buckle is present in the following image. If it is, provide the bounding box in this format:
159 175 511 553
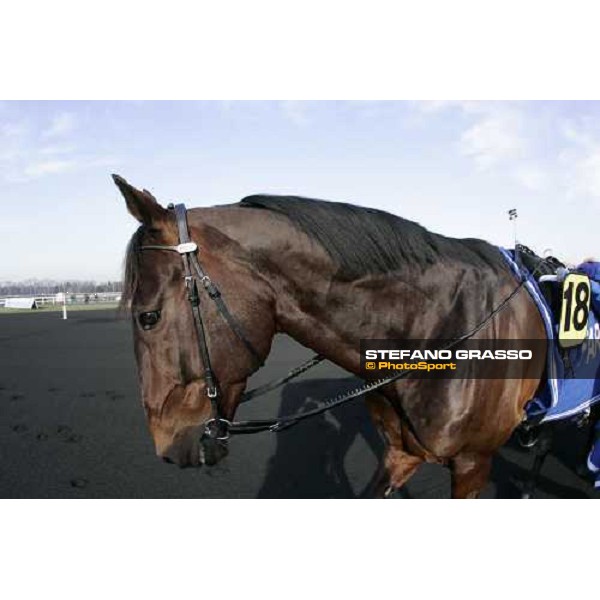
207 386 218 399
201 275 221 298
184 276 200 307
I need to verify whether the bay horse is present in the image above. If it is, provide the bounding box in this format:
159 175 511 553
114 174 546 498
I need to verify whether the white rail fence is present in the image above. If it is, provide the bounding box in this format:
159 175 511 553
0 292 121 309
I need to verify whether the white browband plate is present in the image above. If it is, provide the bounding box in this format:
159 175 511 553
176 242 198 254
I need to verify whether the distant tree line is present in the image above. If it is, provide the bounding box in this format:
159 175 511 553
0 280 123 296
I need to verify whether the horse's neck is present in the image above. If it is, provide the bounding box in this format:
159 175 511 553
196 206 501 375
274 268 445 354
195 207 373 368
245 225 465 374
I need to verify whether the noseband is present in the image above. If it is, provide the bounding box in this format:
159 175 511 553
138 203 263 441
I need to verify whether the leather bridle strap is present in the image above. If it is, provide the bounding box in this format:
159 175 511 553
139 203 264 438
188 247 264 369
175 204 263 369
174 204 220 420
142 205 263 370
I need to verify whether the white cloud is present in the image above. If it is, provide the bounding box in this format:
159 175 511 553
280 101 311 126
412 100 481 114
39 143 76 155
43 112 76 138
413 100 457 113
558 119 600 203
0 109 116 183
412 100 496 116
512 164 548 192
560 120 596 149
1 121 28 137
459 109 525 169
565 148 600 199
22 159 76 178
12 156 117 182
414 102 547 193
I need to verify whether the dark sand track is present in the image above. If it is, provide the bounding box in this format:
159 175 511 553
0 309 598 498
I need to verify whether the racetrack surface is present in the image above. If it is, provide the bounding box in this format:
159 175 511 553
0 309 598 498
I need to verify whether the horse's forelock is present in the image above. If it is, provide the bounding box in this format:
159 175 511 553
120 226 145 314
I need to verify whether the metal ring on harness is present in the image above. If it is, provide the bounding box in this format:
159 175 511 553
204 418 232 441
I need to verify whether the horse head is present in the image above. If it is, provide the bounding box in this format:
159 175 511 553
114 175 275 468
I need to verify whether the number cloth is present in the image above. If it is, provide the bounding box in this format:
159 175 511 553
499 249 600 427
578 261 600 315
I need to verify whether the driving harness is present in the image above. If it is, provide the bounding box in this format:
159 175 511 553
138 203 546 443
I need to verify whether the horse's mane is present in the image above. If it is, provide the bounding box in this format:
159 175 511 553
239 194 503 279
121 195 504 308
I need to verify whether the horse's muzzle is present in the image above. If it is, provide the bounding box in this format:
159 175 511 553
158 425 228 468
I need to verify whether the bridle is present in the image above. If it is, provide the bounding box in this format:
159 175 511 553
136 203 549 444
138 203 263 441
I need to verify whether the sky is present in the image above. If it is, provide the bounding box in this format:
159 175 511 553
0 100 599 281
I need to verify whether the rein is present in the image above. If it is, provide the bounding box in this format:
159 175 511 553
231 272 530 434
139 204 541 441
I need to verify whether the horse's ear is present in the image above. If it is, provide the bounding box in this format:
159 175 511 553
112 174 168 226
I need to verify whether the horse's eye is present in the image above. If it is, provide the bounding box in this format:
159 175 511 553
138 310 161 330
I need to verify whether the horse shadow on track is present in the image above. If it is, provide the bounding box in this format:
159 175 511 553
257 378 384 498
256 378 600 499
257 377 449 499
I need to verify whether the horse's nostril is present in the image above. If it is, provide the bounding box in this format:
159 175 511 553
162 455 175 465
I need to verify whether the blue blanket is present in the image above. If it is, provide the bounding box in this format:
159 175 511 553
499 249 600 423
